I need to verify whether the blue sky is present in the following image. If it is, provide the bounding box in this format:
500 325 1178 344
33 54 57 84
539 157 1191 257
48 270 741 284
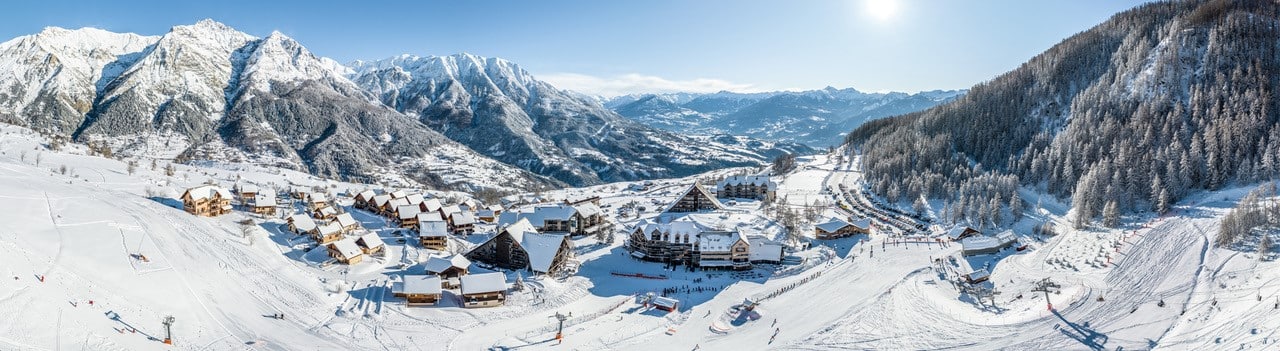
2 0 1152 96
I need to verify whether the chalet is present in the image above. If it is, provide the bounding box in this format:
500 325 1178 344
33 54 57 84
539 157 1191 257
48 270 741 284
498 204 611 237
393 275 442 306
466 218 574 275
627 217 707 263
440 205 462 223
424 254 471 288
389 190 408 199
960 230 1018 256
405 193 426 207
964 269 991 284
313 222 343 245
748 237 785 264
943 225 982 241
694 231 751 270
333 212 361 233
250 193 278 216
715 176 776 202
397 205 424 228
814 217 870 239
388 197 411 214
289 186 309 200
477 208 497 223
327 238 364 264
181 185 233 217
353 190 378 210
419 219 450 251
306 192 328 210
287 213 318 235
459 198 479 212
450 212 476 234
651 296 679 312
664 184 723 213
235 183 260 202
312 205 338 220
355 232 385 255
371 195 394 215
459 272 507 308
419 198 443 216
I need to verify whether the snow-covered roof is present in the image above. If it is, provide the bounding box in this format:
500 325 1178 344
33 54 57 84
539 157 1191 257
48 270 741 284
355 190 376 201
966 269 990 281
253 193 277 207
405 193 425 206
477 209 495 217
389 197 411 208
749 238 784 262
633 217 711 244
372 194 393 207
573 203 602 218
419 220 449 238
698 231 746 253
421 198 443 213
716 175 776 191
849 218 872 230
334 213 358 227
815 217 852 233
943 225 979 240
441 205 461 216
652 296 679 309
357 232 384 249
307 192 326 203
417 212 443 223
236 183 260 193
401 275 442 295
499 218 568 273
397 205 422 219
487 204 503 212
661 184 724 213
318 222 342 236
423 255 471 274
288 214 317 232
498 204 580 228
389 190 407 199
316 206 337 216
183 185 232 201
329 238 362 260
451 212 476 226
460 272 506 295
960 233 1016 253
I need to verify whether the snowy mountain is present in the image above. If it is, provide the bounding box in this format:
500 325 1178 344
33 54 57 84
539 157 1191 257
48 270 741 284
0 20 811 191
847 0 1280 224
348 54 812 186
605 87 963 147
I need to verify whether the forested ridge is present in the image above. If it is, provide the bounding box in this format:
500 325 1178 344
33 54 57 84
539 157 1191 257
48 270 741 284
846 0 1280 228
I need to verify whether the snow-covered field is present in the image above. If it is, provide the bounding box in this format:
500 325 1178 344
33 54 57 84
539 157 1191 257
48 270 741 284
0 124 1277 350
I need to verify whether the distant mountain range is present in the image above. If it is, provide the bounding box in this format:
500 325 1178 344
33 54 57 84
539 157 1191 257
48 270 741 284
603 87 964 147
0 20 810 190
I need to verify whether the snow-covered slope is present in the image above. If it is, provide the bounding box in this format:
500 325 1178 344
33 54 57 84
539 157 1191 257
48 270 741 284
606 88 964 147
349 54 813 186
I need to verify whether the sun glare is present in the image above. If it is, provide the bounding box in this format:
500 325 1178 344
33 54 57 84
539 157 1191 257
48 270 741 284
865 0 898 22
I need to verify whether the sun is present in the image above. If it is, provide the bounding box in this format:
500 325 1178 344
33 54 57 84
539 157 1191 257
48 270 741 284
865 0 899 21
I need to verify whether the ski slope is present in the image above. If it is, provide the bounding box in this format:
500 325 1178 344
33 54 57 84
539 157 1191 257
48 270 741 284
0 125 1277 350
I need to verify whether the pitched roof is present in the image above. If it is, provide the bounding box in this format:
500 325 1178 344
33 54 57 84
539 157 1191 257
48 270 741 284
424 254 472 274
460 272 506 295
400 275 442 295
355 190 376 201
329 238 362 260
849 218 872 230
421 198 443 213
334 213 358 227
372 194 393 207
236 183 260 193
356 232 385 250
419 220 449 238
662 184 723 213
697 231 746 252
405 193 425 206
389 197 411 208
288 214 317 232
389 190 407 199
815 217 853 233
307 192 327 203
441 205 462 216
716 175 777 191
633 217 710 243
451 212 476 226
573 203 602 218
253 193 277 207
417 212 444 223
749 238 785 262
318 222 343 236
495 218 569 273
183 185 232 201
397 205 423 219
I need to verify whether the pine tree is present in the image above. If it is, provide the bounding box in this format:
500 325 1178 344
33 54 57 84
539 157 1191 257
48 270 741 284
1009 192 1024 220
1102 201 1120 228
1156 188 1172 215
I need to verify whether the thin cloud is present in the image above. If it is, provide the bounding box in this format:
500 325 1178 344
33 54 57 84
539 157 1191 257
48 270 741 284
537 73 761 97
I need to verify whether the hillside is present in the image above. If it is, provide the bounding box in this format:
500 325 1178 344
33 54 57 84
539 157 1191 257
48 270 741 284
608 88 963 147
845 0 1280 227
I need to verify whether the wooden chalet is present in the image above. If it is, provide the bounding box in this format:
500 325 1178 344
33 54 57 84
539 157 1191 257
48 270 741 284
627 218 705 264
497 203 611 237
694 231 751 270
664 184 723 213
459 272 507 308
327 238 364 264
715 175 777 202
419 219 450 251
424 254 471 289
355 232 385 255
465 218 574 275
397 205 423 228
450 212 476 234
333 212 361 233
394 275 442 306
313 222 343 245
371 195 394 215
250 193 278 216
181 185 233 217
652 296 679 312
312 205 338 220
287 213 318 235
306 192 328 210
814 217 870 240
944 225 982 241
353 190 378 210
235 183 260 203
389 190 408 199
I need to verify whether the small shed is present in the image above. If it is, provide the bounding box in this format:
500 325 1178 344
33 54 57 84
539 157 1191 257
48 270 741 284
652 296 679 312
